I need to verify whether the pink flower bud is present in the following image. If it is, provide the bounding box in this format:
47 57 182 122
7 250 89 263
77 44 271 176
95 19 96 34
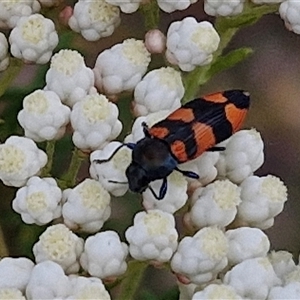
145 29 166 54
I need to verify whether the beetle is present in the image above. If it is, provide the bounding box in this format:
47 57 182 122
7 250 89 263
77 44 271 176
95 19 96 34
95 89 250 200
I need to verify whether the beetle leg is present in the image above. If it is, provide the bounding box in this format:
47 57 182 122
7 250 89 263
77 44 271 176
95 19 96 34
142 122 151 137
148 177 167 200
94 143 135 164
175 167 199 179
207 146 225 152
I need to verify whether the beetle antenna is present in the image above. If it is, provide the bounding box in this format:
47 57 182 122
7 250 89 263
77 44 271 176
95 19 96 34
108 180 128 184
94 143 135 164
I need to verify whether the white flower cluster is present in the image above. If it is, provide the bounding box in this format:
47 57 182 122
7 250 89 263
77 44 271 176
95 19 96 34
0 2 297 299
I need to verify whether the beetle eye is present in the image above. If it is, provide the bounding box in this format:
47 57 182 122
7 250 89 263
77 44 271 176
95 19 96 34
126 163 149 193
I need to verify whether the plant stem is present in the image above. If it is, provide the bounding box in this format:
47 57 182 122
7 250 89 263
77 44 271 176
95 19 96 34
117 260 148 300
60 148 88 188
140 0 160 31
41 140 56 177
0 225 9 257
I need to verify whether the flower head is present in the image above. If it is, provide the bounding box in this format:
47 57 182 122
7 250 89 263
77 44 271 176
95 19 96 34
142 171 188 214
237 175 288 229
0 136 47 187
192 284 242 300
268 251 297 281
90 142 131 197
105 0 141 13
0 0 40 28
9 13 58 64
32 224 84 274
0 33 9 71
62 179 111 233
133 67 184 116
0 257 34 292
171 226 228 285
216 129 264 184
223 257 280 299
71 93 122 150
12 176 62 225
26 261 71 299
80 231 128 279
166 18 220 71
226 227 270 265
68 0 120 41
125 210 178 262
157 0 198 13
0 288 25 300
94 38 151 95
45 49 95 107
68 276 111 300
17 90 71 142
187 180 241 229
204 0 245 17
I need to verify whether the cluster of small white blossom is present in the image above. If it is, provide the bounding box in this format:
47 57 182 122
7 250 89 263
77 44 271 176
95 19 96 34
0 1 297 300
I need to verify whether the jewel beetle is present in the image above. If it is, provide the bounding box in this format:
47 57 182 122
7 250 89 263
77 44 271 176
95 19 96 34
95 90 250 200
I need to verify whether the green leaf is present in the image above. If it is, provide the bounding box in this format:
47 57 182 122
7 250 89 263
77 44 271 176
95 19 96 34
207 47 253 79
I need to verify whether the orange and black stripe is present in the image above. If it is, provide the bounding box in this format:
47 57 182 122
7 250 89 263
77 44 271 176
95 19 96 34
148 90 250 163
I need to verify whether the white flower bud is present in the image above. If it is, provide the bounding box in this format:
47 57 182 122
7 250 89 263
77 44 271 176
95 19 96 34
284 265 300 285
216 129 264 184
171 227 228 285
9 14 58 64
187 180 241 229
94 38 151 94
142 171 188 213
71 93 122 150
33 224 84 274
62 179 111 233
17 90 71 142
12 176 62 225
268 251 297 282
166 18 220 72
0 136 47 187
145 29 166 54
105 0 141 13
0 33 9 71
45 49 95 107
180 151 220 187
204 0 245 17
0 0 40 29
237 175 288 229
125 210 178 262
157 0 198 13
0 257 34 291
124 110 171 143
68 0 120 41
192 284 242 300
0 288 25 300
90 142 131 197
80 231 128 279
226 227 270 265
67 276 111 300
268 282 300 300
133 67 183 116
26 261 71 299
223 257 280 299
280 0 300 34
